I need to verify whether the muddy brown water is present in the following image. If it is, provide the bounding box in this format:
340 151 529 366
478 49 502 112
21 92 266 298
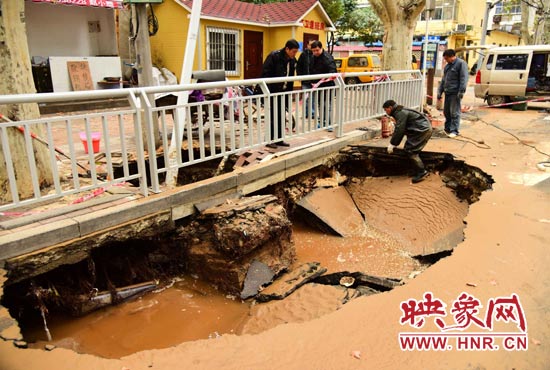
18 173 474 359
22 220 427 359
23 277 249 358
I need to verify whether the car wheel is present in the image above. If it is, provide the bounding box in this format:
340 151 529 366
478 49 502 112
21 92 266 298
487 95 508 107
345 77 360 85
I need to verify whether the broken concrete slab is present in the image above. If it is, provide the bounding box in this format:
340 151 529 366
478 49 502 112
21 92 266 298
256 262 327 302
200 195 284 258
240 260 275 299
346 176 470 257
179 195 295 295
201 195 279 218
296 186 366 237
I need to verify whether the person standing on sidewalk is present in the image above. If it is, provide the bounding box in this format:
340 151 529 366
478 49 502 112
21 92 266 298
383 100 433 184
309 41 337 129
437 49 469 137
261 39 299 148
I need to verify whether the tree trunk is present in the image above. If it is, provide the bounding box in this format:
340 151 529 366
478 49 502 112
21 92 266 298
535 0 550 44
0 1 53 203
520 2 533 45
369 0 425 76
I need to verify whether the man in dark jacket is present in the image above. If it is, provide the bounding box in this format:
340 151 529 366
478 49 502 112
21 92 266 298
261 39 299 148
296 40 314 88
310 40 337 128
383 99 433 184
437 49 469 137
297 40 314 117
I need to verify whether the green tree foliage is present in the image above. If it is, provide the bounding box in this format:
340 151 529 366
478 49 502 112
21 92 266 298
343 0 358 13
338 6 383 43
320 0 345 24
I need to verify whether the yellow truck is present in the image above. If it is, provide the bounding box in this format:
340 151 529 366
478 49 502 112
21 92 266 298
335 54 382 84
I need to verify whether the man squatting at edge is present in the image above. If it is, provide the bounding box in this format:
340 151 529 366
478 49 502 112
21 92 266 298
383 99 433 184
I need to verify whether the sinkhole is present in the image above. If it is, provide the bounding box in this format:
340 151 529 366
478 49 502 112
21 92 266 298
0 145 493 359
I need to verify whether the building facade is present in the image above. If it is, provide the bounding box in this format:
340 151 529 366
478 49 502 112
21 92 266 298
336 1 530 73
150 0 335 82
414 0 527 70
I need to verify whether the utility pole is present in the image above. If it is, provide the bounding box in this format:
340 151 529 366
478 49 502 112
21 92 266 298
165 0 203 187
134 4 154 88
133 4 159 148
423 0 435 82
477 0 502 70
423 0 435 104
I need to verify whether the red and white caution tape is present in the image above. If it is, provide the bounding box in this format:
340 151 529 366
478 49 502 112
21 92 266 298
481 96 550 108
70 187 106 204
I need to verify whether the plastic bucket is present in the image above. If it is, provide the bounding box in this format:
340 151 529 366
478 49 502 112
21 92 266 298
79 131 101 154
430 118 444 127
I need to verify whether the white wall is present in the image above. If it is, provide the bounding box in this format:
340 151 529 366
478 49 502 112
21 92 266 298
25 2 118 58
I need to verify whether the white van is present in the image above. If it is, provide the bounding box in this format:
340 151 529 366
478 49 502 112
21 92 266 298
474 45 550 106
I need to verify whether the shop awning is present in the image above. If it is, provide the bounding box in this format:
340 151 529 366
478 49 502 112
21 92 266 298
32 0 123 9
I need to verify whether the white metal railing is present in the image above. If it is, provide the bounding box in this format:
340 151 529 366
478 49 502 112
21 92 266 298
0 70 422 211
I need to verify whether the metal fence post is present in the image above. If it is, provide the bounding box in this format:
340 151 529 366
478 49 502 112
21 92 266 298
128 91 149 197
335 75 345 138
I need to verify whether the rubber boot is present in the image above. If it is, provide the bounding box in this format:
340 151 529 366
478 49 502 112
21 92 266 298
410 154 428 183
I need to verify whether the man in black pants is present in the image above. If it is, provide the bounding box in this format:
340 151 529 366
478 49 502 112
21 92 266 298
437 49 469 137
261 39 299 148
309 40 337 129
383 100 433 184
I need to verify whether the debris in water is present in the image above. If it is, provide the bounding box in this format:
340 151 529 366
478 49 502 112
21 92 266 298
153 277 183 293
76 281 158 315
256 262 327 302
208 331 221 339
14 340 28 349
339 276 355 287
466 282 477 287
44 344 56 351
40 309 52 341
240 260 275 299
350 350 361 359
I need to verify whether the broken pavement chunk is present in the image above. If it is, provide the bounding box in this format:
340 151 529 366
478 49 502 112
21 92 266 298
297 187 366 237
256 262 327 302
240 260 275 299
